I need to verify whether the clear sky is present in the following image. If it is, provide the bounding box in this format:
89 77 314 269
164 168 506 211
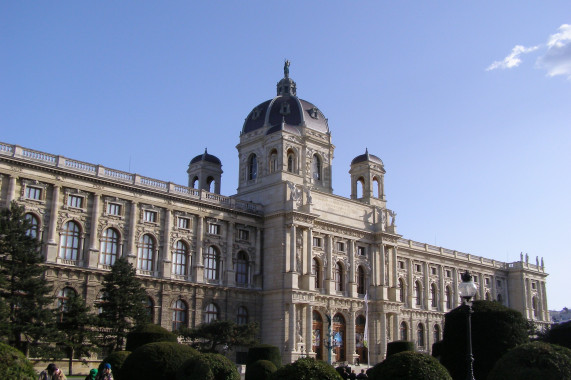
1 2 570 311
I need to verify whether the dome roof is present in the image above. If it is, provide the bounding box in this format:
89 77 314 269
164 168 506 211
190 148 221 165
241 62 329 135
351 149 383 166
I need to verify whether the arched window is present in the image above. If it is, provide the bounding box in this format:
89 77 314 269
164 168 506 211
145 297 154 323
312 154 321 181
269 149 278 173
205 246 220 280
248 154 257 180
138 234 155 271
206 176 215 192
433 324 441 342
372 177 381 198
95 291 106 315
191 176 199 189
415 281 422 306
57 287 77 321
398 278 405 302
417 323 425 347
25 213 40 239
235 251 249 285
334 262 344 291
100 228 119 266
204 303 219 323
236 306 248 325
446 286 452 309
497 293 503 304
431 283 438 308
312 258 321 289
59 221 81 260
172 299 187 331
356 177 365 198
400 321 408 341
532 296 538 318
357 266 366 295
172 240 189 276
287 150 296 173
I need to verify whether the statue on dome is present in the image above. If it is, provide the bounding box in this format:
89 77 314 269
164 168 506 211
284 59 290 78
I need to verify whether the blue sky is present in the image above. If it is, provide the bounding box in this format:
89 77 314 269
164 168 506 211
1 2 570 311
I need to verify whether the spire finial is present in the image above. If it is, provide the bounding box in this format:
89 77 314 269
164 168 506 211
284 59 290 78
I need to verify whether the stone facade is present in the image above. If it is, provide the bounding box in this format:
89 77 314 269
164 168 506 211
0 66 549 365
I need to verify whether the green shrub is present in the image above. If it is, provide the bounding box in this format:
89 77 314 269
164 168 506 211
246 360 277 380
246 344 281 380
121 342 199 380
488 341 571 380
440 300 530 380
367 351 452 380
543 320 571 350
125 323 178 352
386 340 414 357
101 350 131 380
270 357 342 380
176 353 240 380
0 342 36 380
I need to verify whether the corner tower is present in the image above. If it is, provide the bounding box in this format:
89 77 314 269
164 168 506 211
236 61 335 202
187 149 222 194
349 149 386 206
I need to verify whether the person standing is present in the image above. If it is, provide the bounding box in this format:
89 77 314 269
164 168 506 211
85 368 98 380
39 364 67 380
356 369 368 379
96 363 113 380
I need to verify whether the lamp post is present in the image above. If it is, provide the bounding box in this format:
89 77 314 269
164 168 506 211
458 271 478 380
325 314 333 365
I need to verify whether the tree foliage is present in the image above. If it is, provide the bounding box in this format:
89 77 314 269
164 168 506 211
99 257 149 351
0 202 56 355
178 320 259 354
57 292 100 375
367 351 452 380
176 352 240 380
125 323 177 352
269 357 342 380
541 320 571 350
0 342 36 380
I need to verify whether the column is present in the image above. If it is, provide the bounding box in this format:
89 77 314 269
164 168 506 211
195 215 204 283
5 175 17 206
347 310 357 364
391 246 398 287
161 209 172 279
46 185 60 262
306 304 314 356
226 221 235 286
407 259 414 307
378 244 385 287
491 274 497 302
290 224 296 272
289 303 296 353
452 268 459 308
541 281 549 321
439 265 445 311
87 193 100 268
423 262 429 309
348 240 356 297
379 312 387 360
127 201 138 265
325 235 334 294
306 228 314 290
255 227 261 276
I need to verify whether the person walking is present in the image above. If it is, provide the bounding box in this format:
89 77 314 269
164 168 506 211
85 368 98 380
39 364 67 380
96 363 113 380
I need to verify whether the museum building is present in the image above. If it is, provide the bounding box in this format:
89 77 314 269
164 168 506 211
0 64 549 365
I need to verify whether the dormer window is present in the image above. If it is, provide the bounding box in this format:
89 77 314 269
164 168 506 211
251 108 261 120
309 107 319 119
280 102 290 115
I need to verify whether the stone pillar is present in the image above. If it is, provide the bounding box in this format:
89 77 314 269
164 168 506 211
306 304 314 356
423 262 429 309
541 281 549 321
255 227 261 276
162 209 172 279
348 240 356 297
325 235 334 294
87 193 100 268
347 310 357 364
289 303 296 353
290 224 296 272
5 174 17 206
407 259 414 307
378 244 385 287
452 267 458 308
491 274 497 301
391 246 398 288
306 228 314 290
379 312 387 359
127 201 138 266
46 185 60 262
195 215 204 283
226 221 235 286
439 265 445 311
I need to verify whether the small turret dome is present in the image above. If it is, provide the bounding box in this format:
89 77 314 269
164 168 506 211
190 148 221 165
351 148 383 166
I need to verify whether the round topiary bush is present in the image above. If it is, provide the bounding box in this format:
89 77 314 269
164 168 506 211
121 342 199 380
386 340 415 357
175 353 240 380
440 300 531 380
125 323 178 352
270 357 342 380
246 344 281 380
487 341 571 380
101 350 131 380
543 320 571 350
0 342 36 380
246 360 277 380
367 351 452 380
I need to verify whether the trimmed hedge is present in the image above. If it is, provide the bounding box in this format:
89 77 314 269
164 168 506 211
488 342 571 380
101 350 131 380
246 344 281 380
386 340 414 357
175 353 240 380
121 342 199 380
431 341 443 358
543 320 571 350
246 360 277 380
125 323 178 352
367 351 452 380
270 357 342 380
440 300 531 380
0 342 36 380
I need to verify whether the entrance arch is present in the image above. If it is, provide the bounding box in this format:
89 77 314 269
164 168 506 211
333 313 346 362
355 315 368 364
312 311 323 360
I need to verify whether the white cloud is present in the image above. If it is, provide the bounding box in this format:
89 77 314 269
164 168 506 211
486 45 539 71
537 24 571 79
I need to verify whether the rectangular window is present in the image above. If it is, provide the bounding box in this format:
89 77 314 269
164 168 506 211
497 280 502 288
337 242 345 252
208 223 220 235
106 203 122 216
67 195 84 208
144 210 157 223
238 229 249 240
415 264 422 272
357 246 366 256
431 267 437 275
177 217 190 230
398 261 405 269
485 277 490 285
446 270 451 278
25 186 42 200
473 275 478 283
312 237 322 248
531 282 537 290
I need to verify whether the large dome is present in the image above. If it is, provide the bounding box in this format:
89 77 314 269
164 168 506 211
241 62 329 135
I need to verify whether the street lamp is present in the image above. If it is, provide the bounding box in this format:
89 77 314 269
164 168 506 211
458 271 478 380
325 314 334 365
